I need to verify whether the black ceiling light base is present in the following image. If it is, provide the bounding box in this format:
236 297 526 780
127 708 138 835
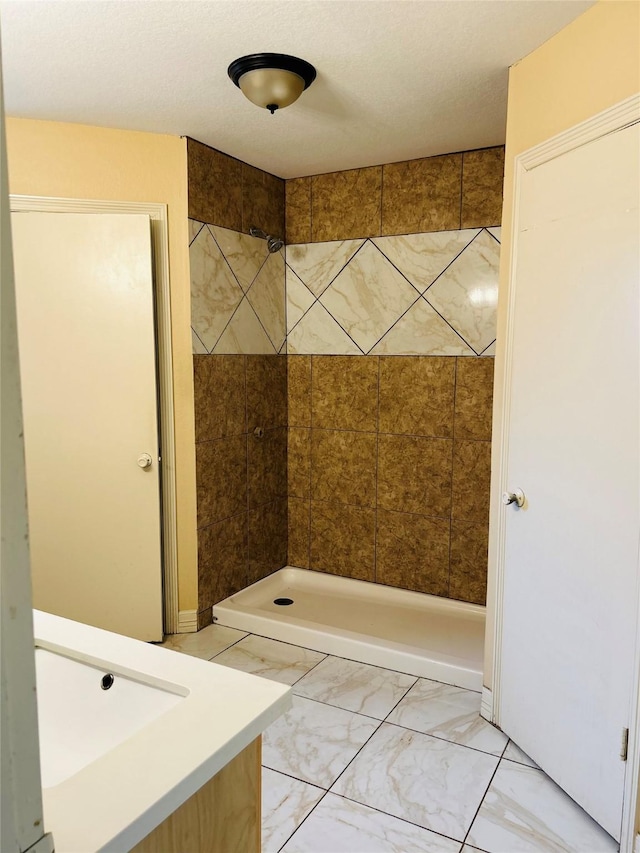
228 53 317 114
228 53 317 90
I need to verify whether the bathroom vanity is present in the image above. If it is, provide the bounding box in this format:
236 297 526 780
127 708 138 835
33 611 291 853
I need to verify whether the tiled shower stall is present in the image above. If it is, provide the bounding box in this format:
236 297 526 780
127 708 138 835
189 138 503 630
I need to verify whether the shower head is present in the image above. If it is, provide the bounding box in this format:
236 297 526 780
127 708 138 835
267 235 284 253
249 227 284 253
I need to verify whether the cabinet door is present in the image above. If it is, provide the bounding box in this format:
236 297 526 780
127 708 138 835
498 122 639 838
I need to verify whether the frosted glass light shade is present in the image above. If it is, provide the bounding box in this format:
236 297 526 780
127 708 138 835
239 68 305 111
228 53 316 114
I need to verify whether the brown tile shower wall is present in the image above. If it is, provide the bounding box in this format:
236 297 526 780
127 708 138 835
284 145 503 606
194 355 288 623
285 146 504 243
188 138 287 627
187 137 285 237
287 355 494 605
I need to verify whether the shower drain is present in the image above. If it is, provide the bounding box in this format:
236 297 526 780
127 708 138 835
273 597 294 606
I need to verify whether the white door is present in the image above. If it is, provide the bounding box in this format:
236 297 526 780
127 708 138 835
12 212 163 642
498 122 640 839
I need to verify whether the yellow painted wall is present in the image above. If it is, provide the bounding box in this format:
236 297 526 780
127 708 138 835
486 0 640 685
5 118 198 615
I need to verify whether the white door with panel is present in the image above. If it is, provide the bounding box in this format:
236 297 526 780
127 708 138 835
12 212 163 642
498 121 640 839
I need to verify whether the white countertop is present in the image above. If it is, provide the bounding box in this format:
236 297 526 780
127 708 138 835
33 611 291 853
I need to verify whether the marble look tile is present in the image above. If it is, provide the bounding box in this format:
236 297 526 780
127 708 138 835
288 428 311 500
288 356 312 427
247 426 288 508
379 356 455 438
467 761 617 853
286 268 316 332
242 162 285 238
454 357 494 441
332 722 498 841
310 501 376 582
195 435 247 527
190 225 244 352
212 635 325 685
193 354 245 442
461 147 505 229
461 847 489 853
382 154 463 235
311 356 378 432
376 509 450 596
312 168 382 242
247 498 288 584
373 230 479 293
370 298 475 356
187 138 242 230
191 327 208 354
197 512 248 610
388 679 507 755
263 695 379 788
281 792 460 853
286 240 365 298
188 218 204 245
246 354 288 430
321 241 419 353
262 768 323 853
294 656 416 719
503 741 539 769
213 298 276 354
285 177 312 245
160 623 247 659
210 225 267 292
426 230 500 355
288 497 311 568
377 434 452 517
449 519 488 605
452 440 491 523
247 251 286 351
311 429 377 507
482 341 496 356
287 301 362 355
487 227 501 243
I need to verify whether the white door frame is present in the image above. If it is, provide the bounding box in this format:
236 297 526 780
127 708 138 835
10 195 179 635
488 93 640 850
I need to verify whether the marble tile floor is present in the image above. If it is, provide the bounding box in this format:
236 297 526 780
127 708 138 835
160 626 617 853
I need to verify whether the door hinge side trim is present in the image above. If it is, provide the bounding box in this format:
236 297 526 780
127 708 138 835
621 726 629 761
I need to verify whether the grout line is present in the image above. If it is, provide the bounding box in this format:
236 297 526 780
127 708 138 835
460 740 507 847
274 788 332 853
323 718 384 793
459 153 465 229
374 357 380 582
422 295 479 355
329 790 469 849
379 718 508 760
206 632 249 661
308 356 313 568
262 765 326 794
449 358 458 596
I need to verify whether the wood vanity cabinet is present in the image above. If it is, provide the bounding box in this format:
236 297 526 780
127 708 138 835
131 737 261 853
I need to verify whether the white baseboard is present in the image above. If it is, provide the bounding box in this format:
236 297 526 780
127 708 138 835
481 686 493 723
177 609 198 634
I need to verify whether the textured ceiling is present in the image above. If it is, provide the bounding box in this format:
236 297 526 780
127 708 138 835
0 0 594 178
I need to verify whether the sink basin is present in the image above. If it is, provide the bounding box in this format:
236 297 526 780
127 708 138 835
35 648 184 788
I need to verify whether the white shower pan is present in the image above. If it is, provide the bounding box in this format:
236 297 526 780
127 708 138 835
212 567 485 690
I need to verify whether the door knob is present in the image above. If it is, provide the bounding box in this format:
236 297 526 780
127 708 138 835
137 453 153 469
503 488 525 508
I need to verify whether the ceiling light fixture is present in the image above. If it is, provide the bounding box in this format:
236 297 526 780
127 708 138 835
228 53 316 115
